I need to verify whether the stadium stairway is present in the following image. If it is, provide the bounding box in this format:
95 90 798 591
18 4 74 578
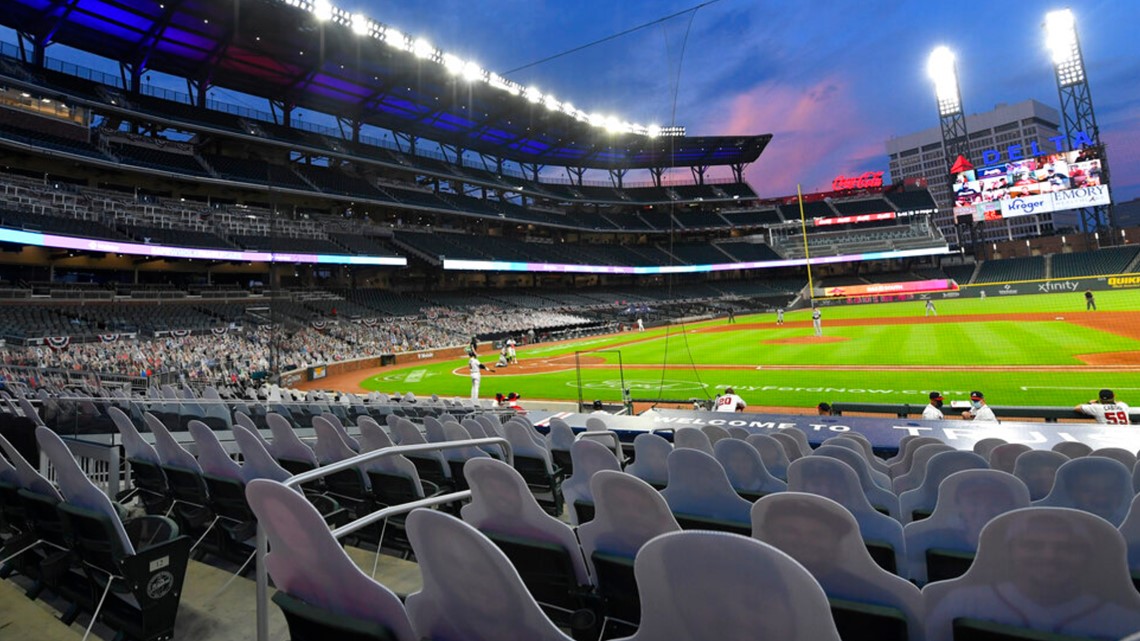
1045 254 1053 280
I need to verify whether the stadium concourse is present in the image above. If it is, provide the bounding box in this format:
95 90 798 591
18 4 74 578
1 1 1140 640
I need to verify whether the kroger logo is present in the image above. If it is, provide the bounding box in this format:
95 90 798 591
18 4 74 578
1007 198 1045 215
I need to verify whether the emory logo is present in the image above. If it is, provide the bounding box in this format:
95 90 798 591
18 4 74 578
1054 185 1107 204
1006 198 1045 215
1038 281 1080 293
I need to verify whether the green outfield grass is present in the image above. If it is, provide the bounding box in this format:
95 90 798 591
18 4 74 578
357 289 1140 409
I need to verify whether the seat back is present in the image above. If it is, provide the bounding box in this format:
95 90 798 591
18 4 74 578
714 438 787 497
545 418 575 453
788 456 907 576
813 444 899 518
922 507 1140 641
460 458 589 585
1091 447 1138 469
752 492 923 641
673 427 714 455
320 412 361 452
391 418 427 446
834 433 891 475
988 443 1033 474
404 509 573 641
144 412 202 473
661 448 753 526
357 416 394 452
1034 456 1134 526
109 406 160 464
888 436 945 478
577 470 680 572
1119 493 1140 576
422 416 447 443
0 432 60 499
625 433 671 488
245 479 416 641
620 530 842 641
267 412 317 466
36 426 134 555
313 416 358 465
903 469 1030 585
898 450 990 524
561 439 621 525
233 424 292 484
503 421 555 474
188 420 243 483
972 437 1007 460
893 443 955 494
1052 441 1092 459
700 424 731 444
770 431 807 461
745 433 791 480
1012 449 1069 501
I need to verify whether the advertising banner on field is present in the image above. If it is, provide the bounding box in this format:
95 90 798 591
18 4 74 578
814 273 1140 307
529 410 1140 454
821 279 957 298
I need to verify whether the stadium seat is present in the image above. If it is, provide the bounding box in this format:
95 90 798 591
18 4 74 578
972 437 1008 460
1052 441 1093 459
713 437 787 501
545 417 577 475
266 412 320 478
390 418 453 488
820 440 893 490
898 451 990 525
1090 447 1138 470
771 431 809 461
673 427 714 455
460 418 504 459
988 443 1033 474
889 436 945 479
460 458 594 632
903 470 1030 585
699 424 731 444
561 439 622 525
233 424 293 484
108 406 171 514
893 443 956 495
1033 457 1134 526
922 507 1140 641
582 416 624 463
745 433 791 480
357 416 394 452
611 529 843 641
1012 450 1069 501
188 421 258 563
752 493 923 641
441 422 490 491
624 433 671 490
312 416 373 518
577 470 681 636
244 479 418 641
319 412 362 453
37 426 191 641
502 421 565 517
834 433 892 476
405 509 574 641
788 456 907 576
661 449 752 534
814 445 900 518
145 413 220 556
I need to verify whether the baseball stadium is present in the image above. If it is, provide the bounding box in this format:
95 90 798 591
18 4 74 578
2 1 1140 641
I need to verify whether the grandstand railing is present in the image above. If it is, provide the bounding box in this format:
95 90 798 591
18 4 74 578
254 438 512 641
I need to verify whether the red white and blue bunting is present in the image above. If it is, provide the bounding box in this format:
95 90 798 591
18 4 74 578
46 336 71 351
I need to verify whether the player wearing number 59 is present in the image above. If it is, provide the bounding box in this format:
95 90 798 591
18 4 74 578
1075 389 1131 425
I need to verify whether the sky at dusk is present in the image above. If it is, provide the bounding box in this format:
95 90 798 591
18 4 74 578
353 0 1140 200
5 0 1137 201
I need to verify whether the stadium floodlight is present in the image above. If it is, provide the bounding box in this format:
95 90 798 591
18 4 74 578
442 53 465 75
350 13 369 36
1045 9 1085 86
927 46 961 117
543 95 560 111
312 0 333 22
461 61 484 82
646 124 662 137
412 38 434 59
524 86 543 104
383 28 408 51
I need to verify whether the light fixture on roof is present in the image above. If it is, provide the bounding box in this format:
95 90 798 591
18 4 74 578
461 61 484 82
1045 9 1085 86
412 38 434 59
383 28 408 51
351 13 369 36
524 86 543 104
442 53 465 75
543 95 560 111
312 0 333 22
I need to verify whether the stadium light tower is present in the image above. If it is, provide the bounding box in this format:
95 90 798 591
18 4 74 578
927 46 975 253
1045 8 1114 235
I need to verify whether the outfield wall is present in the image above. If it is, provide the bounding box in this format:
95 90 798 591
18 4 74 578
814 272 1140 306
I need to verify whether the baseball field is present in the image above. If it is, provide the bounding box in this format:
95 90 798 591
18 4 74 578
318 288 1140 410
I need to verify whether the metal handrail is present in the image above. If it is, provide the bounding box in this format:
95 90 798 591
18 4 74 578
255 437 512 641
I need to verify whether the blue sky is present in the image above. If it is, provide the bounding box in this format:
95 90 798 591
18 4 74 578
5 0 1138 201
353 0 1140 200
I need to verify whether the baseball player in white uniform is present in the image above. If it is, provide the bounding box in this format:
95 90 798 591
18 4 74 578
468 353 490 400
714 387 747 412
636 317 645 332
776 308 784 325
923 391 945 420
962 390 997 422
1075 389 1131 425
925 299 937 317
811 307 822 337
506 337 517 364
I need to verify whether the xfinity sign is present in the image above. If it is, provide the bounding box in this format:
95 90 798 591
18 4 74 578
1053 185 1111 208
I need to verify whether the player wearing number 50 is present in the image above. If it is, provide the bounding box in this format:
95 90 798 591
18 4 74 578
1075 389 1131 425
714 387 747 413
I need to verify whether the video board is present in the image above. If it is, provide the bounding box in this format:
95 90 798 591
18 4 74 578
953 147 1109 222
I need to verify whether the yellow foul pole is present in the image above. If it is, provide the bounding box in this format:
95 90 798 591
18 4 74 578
797 184 814 303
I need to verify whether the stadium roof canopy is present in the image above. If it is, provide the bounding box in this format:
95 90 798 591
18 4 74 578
0 0 771 171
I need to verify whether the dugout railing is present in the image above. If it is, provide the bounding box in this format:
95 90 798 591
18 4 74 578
829 402 1140 423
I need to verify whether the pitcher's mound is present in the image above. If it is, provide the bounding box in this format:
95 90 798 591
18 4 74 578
763 336 850 345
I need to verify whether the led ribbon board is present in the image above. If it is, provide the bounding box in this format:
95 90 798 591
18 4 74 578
822 279 957 298
443 246 951 274
0 227 406 266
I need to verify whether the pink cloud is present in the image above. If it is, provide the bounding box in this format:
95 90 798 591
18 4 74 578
716 77 891 197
